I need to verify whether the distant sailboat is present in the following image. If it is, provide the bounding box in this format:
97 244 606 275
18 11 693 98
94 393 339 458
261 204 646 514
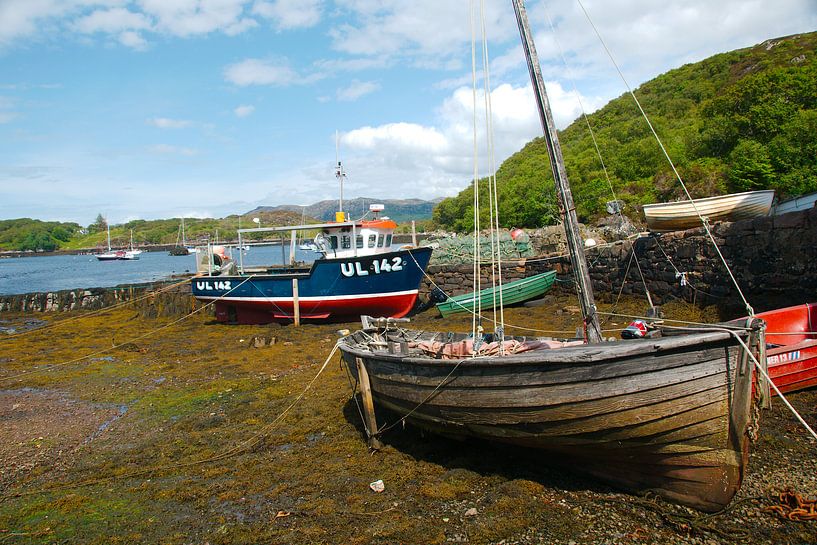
96 222 138 260
169 218 194 256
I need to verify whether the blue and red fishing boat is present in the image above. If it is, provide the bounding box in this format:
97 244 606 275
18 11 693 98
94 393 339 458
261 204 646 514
191 203 432 324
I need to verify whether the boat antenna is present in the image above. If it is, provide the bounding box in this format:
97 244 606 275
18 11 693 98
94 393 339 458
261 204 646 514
511 0 602 343
335 130 345 218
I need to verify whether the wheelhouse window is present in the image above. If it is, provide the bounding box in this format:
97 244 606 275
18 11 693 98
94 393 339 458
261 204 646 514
356 235 364 249
376 235 384 248
341 235 351 249
385 234 393 247
328 236 338 249
368 234 377 248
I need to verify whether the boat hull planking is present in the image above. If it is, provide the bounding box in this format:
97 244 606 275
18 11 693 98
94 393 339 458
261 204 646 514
340 326 759 512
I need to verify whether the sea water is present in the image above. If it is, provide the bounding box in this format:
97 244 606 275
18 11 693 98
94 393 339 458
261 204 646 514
0 245 321 295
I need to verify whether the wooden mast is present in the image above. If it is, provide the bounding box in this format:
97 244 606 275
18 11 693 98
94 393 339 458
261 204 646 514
511 0 602 342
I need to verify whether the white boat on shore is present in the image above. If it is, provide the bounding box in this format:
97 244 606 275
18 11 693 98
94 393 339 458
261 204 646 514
772 191 817 216
643 189 775 232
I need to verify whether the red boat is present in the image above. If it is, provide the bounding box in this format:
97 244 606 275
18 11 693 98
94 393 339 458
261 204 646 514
756 303 817 395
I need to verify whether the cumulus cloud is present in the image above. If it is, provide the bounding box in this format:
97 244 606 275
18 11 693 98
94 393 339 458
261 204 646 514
149 144 198 156
146 117 192 129
224 57 321 86
233 104 255 117
72 8 152 34
119 30 148 50
138 0 251 37
336 80 379 101
253 0 322 30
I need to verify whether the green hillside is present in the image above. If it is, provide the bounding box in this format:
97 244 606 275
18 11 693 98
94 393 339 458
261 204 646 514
434 32 817 231
0 210 311 252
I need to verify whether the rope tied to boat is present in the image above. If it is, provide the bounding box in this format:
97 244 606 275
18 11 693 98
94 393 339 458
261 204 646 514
764 490 817 521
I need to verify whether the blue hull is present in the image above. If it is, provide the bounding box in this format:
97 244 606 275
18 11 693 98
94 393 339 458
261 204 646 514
191 246 432 322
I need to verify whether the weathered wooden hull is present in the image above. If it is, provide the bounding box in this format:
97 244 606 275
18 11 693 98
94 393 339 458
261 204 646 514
643 190 774 232
340 326 760 512
436 270 557 317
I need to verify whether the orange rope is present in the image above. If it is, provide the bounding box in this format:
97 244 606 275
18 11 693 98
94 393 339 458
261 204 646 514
764 490 817 521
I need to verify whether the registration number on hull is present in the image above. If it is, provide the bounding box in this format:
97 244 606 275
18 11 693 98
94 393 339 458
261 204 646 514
195 280 232 291
340 257 405 278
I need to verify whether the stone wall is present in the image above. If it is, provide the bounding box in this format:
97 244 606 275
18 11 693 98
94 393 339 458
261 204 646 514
3 207 815 318
0 280 195 318
423 207 817 316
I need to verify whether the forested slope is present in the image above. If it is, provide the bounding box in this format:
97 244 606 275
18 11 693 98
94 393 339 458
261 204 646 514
434 32 817 231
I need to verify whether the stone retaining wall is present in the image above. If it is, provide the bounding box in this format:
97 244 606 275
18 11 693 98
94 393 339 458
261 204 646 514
424 207 817 315
3 207 815 317
0 280 194 318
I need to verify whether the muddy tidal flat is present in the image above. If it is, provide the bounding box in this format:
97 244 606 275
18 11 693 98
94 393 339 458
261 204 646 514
0 296 815 544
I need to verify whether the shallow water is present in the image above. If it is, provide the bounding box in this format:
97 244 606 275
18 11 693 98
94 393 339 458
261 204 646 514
0 245 321 295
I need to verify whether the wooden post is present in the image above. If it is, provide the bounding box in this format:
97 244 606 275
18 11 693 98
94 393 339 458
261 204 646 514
757 326 771 409
292 278 300 326
355 357 383 450
289 229 297 265
411 220 417 246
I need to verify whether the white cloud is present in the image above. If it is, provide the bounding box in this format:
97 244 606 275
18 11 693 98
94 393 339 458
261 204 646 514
119 30 148 49
149 144 198 156
328 0 517 66
224 57 321 86
146 117 192 129
336 80 379 101
343 122 448 153
72 7 152 34
137 0 251 37
252 0 322 30
0 112 19 124
233 104 255 117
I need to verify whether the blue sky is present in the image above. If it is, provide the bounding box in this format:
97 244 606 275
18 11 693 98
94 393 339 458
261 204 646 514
0 0 815 226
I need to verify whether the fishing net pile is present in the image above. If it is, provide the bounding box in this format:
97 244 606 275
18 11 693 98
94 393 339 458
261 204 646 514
426 231 533 265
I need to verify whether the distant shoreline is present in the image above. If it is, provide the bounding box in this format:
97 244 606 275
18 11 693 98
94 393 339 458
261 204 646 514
0 234 423 259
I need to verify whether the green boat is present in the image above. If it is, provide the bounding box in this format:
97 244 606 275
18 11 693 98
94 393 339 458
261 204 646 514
436 270 557 317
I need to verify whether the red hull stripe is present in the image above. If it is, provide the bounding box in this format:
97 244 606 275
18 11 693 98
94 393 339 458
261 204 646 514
195 288 418 303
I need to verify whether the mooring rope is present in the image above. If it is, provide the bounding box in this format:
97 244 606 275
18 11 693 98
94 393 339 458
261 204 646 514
574 0 755 317
664 323 817 442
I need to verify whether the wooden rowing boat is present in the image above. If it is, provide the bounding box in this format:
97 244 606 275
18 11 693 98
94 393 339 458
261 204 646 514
643 190 775 232
340 321 762 512
436 270 557 317
338 0 764 512
756 303 817 395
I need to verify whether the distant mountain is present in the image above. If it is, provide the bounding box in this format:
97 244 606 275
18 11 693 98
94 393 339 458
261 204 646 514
247 197 442 224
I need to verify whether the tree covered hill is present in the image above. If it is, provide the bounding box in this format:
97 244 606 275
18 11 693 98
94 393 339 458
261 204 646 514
0 210 310 252
434 32 817 232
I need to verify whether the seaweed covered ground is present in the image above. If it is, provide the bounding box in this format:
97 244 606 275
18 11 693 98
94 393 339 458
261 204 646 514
0 295 815 544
